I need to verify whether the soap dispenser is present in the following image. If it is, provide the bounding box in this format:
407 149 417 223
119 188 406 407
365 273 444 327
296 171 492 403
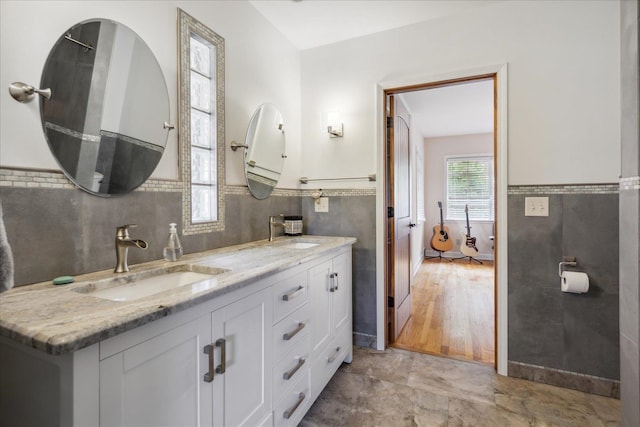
163 223 183 262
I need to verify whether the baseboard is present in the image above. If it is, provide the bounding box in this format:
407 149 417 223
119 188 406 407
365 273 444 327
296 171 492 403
423 249 494 261
353 332 377 349
507 361 620 399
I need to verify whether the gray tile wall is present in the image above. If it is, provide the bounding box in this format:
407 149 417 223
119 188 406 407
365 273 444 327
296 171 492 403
0 187 301 286
508 192 620 380
0 173 377 343
620 0 640 425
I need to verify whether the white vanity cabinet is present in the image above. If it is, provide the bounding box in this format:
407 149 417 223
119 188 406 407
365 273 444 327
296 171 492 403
309 250 353 400
99 315 212 427
0 239 354 427
99 286 272 427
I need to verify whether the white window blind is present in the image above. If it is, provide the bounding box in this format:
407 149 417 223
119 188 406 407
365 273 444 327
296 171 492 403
446 156 494 221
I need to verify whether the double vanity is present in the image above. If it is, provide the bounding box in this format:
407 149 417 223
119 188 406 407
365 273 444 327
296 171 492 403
0 236 355 427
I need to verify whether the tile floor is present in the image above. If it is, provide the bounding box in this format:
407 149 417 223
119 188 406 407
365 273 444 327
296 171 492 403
301 346 621 426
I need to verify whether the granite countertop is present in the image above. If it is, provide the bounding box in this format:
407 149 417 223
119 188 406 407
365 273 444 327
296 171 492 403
0 235 356 356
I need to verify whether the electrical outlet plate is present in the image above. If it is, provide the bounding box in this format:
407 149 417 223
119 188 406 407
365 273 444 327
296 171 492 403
525 197 549 216
315 197 329 213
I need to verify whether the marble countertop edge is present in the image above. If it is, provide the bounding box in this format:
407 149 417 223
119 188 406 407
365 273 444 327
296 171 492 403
0 236 356 356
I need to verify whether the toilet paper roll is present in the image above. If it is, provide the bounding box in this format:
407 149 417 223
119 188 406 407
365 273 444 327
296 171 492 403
561 271 589 293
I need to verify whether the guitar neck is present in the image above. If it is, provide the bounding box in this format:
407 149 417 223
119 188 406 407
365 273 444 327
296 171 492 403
465 205 471 235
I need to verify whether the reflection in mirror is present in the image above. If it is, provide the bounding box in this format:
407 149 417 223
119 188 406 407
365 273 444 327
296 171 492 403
40 19 170 196
244 104 286 200
178 9 225 234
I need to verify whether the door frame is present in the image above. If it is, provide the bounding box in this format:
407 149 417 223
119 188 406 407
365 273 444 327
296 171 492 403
375 64 509 375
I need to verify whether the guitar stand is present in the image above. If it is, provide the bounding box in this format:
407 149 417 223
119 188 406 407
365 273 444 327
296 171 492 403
424 251 453 262
452 255 483 265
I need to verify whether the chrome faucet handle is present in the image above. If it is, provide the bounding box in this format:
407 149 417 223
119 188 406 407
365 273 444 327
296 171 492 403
116 224 137 238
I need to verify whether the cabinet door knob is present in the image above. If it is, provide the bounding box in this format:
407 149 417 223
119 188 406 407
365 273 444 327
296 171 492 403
329 272 339 292
283 285 304 301
283 322 306 341
203 344 214 383
327 346 341 364
283 357 306 380
215 338 226 374
283 392 306 420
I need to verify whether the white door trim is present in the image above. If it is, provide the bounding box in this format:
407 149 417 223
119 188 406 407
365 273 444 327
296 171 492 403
375 63 509 375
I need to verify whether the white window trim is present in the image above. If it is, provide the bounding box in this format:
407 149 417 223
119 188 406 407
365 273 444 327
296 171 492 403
444 153 495 222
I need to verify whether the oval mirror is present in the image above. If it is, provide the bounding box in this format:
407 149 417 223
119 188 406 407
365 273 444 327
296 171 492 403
243 104 286 199
40 19 170 196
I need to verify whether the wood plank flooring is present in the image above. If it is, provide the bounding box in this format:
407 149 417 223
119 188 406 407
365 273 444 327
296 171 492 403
392 258 495 365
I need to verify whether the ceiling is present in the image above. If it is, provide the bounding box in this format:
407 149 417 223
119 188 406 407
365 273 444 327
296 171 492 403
399 79 494 138
249 0 498 138
249 0 501 51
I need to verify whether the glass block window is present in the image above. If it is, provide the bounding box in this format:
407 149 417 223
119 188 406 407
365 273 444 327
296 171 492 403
189 33 217 223
446 155 494 221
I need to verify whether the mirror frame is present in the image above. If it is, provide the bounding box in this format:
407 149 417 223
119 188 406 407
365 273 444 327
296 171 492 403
178 9 225 234
39 18 171 197
243 103 286 200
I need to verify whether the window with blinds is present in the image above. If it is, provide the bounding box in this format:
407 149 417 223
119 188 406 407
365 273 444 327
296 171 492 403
445 155 494 221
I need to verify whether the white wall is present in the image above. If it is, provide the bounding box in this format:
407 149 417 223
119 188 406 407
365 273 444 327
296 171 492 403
0 1 302 188
424 133 495 259
300 0 620 186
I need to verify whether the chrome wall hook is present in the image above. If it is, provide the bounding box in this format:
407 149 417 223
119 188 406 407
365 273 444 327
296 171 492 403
9 82 52 103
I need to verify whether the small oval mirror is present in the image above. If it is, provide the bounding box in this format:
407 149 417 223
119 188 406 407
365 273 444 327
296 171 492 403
243 104 286 199
40 19 170 196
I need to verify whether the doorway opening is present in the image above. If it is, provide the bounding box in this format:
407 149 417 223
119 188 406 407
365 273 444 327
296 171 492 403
384 73 498 367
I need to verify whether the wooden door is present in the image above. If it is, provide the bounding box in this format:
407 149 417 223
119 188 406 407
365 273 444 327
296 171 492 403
211 287 272 427
99 315 212 427
387 95 413 342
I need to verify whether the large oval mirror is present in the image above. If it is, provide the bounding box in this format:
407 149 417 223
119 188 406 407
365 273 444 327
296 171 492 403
243 104 286 199
40 19 170 196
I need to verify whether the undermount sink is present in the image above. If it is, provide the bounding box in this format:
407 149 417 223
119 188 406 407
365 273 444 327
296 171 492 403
278 242 320 250
73 265 229 302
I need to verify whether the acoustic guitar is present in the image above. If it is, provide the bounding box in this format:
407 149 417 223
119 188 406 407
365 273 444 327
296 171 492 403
460 204 479 257
431 202 453 252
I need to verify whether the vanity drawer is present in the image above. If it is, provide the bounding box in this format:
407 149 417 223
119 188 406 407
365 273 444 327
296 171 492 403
273 302 311 363
311 326 351 401
273 335 310 400
273 271 309 323
273 368 311 427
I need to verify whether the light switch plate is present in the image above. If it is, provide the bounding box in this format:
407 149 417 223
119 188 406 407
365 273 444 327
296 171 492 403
525 197 549 216
315 197 329 212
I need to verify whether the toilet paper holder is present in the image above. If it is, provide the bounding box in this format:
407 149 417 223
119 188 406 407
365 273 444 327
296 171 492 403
558 257 577 277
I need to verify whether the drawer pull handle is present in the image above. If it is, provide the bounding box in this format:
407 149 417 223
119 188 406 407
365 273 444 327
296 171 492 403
283 392 306 420
327 346 341 364
215 338 226 374
203 344 214 383
329 272 339 292
283 357 306 380
283 322 305 341
283 285 304 301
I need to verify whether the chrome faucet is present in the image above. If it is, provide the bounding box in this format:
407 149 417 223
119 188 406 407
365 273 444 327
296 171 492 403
269 214 285 242
114 224 148 273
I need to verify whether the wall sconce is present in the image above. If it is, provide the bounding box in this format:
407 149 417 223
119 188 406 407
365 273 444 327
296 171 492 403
327 111 343 138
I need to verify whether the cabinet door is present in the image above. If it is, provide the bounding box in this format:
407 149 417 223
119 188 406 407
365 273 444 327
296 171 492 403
100 315 212 427
331 251 351 333
309 260 332 353
211 287 272 427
